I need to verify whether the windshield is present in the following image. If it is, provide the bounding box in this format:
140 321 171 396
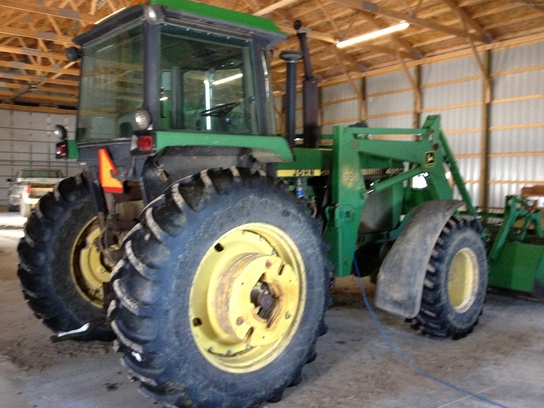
77 24 144 143
159 25 256 134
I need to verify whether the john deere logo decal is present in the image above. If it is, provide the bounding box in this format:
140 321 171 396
425 151 436 167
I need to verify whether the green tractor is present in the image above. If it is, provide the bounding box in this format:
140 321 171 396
18 1 491 406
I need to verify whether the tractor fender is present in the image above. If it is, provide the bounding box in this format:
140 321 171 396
375 199 464 318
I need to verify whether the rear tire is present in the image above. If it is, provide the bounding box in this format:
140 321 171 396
110 168 329 407
17 175 114 341
410 217 487 339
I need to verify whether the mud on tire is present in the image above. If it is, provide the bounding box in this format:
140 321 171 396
109 168 329 407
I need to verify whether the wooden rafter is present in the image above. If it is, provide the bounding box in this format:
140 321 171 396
0 0 542 113
440 0 493 43
0 26 73 44
332 0 485 43
0 0 99 23
254 0 299 17
0 45 67 62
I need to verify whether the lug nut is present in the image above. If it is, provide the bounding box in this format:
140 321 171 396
265 260 272 269
236 317 244 325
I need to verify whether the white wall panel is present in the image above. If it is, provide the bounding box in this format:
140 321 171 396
322 100 359 125
321 121 360 135
490 99 544 126
490 129 544 153
444 132 480 155
423 106 481 131
0 109 12 126
321 81 361 103
422 80 482 109
0 109 79 206
492 42 544 72
367 71 409 95
493 70 544 100
366 114 412 128
367 91 412 116
421 56 480 83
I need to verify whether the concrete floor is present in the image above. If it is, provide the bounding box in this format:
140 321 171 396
0 211 543 408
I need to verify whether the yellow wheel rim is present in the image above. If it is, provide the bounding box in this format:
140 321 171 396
190 223 306 373
448 248 479 312
70 218 113 308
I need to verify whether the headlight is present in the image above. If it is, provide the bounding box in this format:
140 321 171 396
135 108 151 130
54 124 67 140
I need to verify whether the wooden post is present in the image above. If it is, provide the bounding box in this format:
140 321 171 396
480 50 491 209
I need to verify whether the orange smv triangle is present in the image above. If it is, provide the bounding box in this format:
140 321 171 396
98 148 123 193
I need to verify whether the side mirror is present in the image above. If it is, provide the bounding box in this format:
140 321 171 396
65 47 81 62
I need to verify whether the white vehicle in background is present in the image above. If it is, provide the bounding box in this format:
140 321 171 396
7 168 64 216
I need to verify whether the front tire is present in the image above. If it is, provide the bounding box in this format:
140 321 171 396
110 168 329 407
17 175 114 340
410 217 487 339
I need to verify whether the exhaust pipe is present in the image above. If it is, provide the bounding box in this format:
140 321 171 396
280 50 303 147
295 20 320 148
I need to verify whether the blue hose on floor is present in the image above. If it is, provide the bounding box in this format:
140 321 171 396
340 207 508 408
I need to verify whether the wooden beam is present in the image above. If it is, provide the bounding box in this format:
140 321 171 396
331 45 365 108
0 45 68 61
0 103 76 114
0 0 99 24
0 60 78 76
453 4 491 102
480 50 491 209
0 26 73 44
254 0 299 16
440 0 493 43
277 25 338 44
332 0 485 43
0 72 79 87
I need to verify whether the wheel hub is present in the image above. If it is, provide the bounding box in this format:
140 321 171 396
210 253 299 348
448 247 479 312
71 218 114 307
190 224 305 372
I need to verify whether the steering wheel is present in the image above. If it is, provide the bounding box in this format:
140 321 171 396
200 102 239 117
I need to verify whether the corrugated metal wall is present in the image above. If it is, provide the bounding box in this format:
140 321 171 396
321 80 361 134
489 42 544 207
0 109 79 206
317 43 544 209
421 56 483 205
366 70 413 128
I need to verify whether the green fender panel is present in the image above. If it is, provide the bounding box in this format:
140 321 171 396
375 199 464 318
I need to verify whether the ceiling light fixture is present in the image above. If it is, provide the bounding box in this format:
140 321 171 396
212 73 243 86
336 22 409 49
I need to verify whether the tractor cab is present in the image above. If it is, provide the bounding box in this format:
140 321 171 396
60 1 286 165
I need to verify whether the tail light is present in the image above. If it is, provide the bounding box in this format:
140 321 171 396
54 124 68 159
136 135 153 151
25 185 31 195
130 133 155 155
56 141 67 158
